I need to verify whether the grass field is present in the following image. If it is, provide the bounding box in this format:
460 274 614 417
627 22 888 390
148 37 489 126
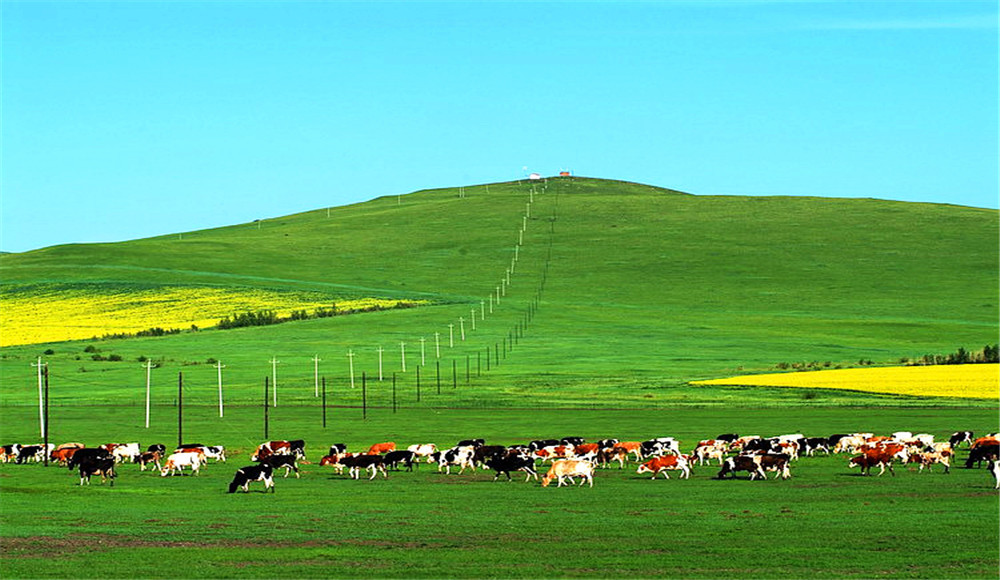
1 177 997 577
1 406 998 579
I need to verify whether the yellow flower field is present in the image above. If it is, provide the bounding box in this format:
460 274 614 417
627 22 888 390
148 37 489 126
0 285 422 347
691 364 999 399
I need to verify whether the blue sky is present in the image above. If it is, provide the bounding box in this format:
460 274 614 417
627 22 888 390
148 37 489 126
2 1 997 253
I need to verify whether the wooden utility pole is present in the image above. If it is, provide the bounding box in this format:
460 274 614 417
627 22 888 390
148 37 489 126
377 347 384 381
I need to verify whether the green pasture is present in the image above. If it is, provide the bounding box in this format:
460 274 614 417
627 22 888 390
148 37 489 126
1 406 998 579
1 178 997 409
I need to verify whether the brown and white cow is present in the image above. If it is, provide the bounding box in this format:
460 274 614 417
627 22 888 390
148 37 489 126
541 459 595 488
367 442 396 455
636 454 691 480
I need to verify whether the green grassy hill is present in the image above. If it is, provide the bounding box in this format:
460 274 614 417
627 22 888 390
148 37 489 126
1 177 996 408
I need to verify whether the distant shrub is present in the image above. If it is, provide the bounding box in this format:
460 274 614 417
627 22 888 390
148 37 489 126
84 345 98 353
43 349 55 355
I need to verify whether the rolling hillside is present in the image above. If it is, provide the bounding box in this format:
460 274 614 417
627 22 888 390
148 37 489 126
0 177 996 408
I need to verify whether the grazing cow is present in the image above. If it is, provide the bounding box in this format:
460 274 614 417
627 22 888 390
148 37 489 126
484 455 538 482
891 431 914 441
78 456 116 487
147 444 166 455
595 439 619 450
636 455 691 480
343 454 387 480
949 431 974 449
849 447 900 476
67 448 112 471
541 459 595 488
908 451 951 474
753 453 792 480
367 442 396 455
328 443 348 456
262 454 300 478
161 452 204 477
406 443 437 458
228 464 275 493
560 437 586 447
965 443 1000 469
56 442 84 452
717 456 766 480
432 446 476 475
383 450 416 472
15 445 45 464
457 439 485 449
320 453 355 474
138 451 162 472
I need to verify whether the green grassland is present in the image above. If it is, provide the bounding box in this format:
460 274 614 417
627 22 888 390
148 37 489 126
1 406 998 579
1 177 998 577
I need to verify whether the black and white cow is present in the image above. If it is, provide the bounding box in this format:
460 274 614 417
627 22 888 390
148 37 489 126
484 455 538 482
457 438 485 449
716 455 766 480
343 454 387 480
383 450 416 472
949 431 974 449
328 443 348 456
228 464 275 493
67 448 113 471
560 437 586 447
262 454 300 478
528 439 559 452
78 456 116 486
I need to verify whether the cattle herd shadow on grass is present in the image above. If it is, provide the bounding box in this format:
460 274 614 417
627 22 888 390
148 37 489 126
3 430 998 493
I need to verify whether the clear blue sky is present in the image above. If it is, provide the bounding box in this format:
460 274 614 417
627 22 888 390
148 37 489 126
2 1 997 253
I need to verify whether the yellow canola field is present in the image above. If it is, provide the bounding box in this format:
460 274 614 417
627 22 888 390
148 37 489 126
0 286 418 347
692 364 999 399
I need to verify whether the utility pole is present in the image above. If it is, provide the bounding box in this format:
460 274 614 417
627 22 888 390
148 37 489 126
471 308 476 331
312 355 322 395
434 332 441 359
215 360 226 418
400 341 407 372
269 357 280 407
480 300 485 320
31 357 46 438
419 337 426 366
459 317 466 341
347 350 356 389
377 347 384 381
448 324 454 348
143 359 155 429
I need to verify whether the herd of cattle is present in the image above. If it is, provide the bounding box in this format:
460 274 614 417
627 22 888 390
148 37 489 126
3 430 999 492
